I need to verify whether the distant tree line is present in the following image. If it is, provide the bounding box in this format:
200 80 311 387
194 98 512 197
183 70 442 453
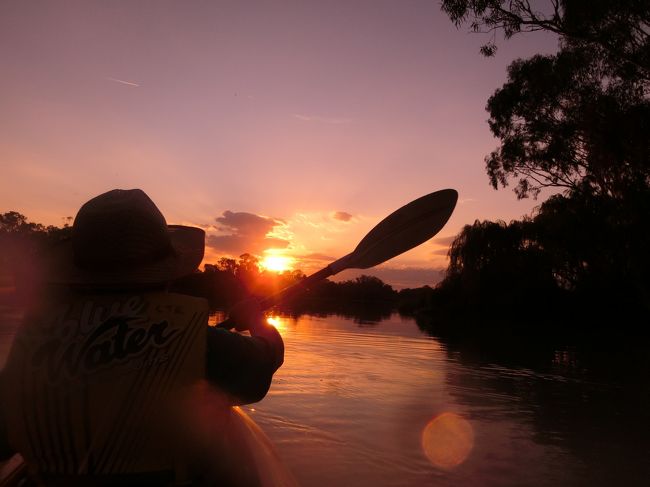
0 211 72 252
0 212 72 297
3 190 648 336
172 253 399 314
0 221 403 316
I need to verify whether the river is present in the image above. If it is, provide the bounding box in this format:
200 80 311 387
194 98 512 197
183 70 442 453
1 304 649 486
247 313 650 487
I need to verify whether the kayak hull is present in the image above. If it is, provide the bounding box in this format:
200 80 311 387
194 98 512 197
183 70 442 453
0 407 297 487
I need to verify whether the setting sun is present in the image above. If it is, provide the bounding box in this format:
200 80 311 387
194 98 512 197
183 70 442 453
260 255 294 273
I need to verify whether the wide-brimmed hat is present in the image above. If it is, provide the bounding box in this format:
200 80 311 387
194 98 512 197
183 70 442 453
46 189 205 285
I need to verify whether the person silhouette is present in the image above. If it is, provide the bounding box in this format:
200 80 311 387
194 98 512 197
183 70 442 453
0 189 284 485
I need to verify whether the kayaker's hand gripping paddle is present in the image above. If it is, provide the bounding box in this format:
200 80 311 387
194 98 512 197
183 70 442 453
218 188 458 329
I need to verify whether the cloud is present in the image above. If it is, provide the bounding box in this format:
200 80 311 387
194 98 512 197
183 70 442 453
215 211 283 234
191 222 217 230
206 210 290 255
207 235 289 254
106 77 140 87
293 114 352 124
431 249 450 256
299 252 337 262
332 211 353 222
432 235 456 246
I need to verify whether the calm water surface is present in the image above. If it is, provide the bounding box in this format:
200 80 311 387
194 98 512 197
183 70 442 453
1 305 648 486
244 313 649 487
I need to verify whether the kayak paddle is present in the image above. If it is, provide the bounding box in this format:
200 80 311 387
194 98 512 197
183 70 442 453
217 188 458 328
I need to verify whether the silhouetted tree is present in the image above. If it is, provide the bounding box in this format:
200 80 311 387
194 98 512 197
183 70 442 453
441 0 650 79
0 211 72 246
0 211 72 265
428 185 650 329
484 50 649 198
216 257 238 276
172 264 245 309
338 275 397 302
532 188 650 304
441 0 650 198
445 218 558 303
413 1 650 334
279 274 397 323
396 286 435 314
233 253 260 291
0 212 72 300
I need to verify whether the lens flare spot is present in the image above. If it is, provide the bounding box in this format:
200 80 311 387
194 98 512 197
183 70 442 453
421 412 474 470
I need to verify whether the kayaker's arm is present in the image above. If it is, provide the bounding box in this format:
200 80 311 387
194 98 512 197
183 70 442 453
227 298 284 369
205 299 284 405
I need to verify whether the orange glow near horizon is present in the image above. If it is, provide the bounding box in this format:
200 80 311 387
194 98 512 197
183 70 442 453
421 412 474 470
0 2 556 290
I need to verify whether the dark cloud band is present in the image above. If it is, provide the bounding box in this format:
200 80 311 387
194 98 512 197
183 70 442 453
207 210 289 255
332 211 353 222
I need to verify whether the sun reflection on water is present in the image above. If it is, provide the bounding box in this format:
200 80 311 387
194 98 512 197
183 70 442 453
421 412 474 470
266 315 285 332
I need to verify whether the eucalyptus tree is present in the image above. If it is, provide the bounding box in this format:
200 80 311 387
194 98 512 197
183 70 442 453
441 0 650 198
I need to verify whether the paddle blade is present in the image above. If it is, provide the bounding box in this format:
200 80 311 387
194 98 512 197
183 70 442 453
348 189 457 269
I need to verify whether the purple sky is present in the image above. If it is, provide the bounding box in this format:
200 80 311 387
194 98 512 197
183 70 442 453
0 1 558 288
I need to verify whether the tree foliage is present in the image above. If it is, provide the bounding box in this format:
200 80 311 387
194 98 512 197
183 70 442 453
0 212 73 300
179 251 398 310
0 211 71 241
0 211 72 266
441 0 650 198
436 185 650 324
447 218 555 295
486 50 650 198
441 0 650 80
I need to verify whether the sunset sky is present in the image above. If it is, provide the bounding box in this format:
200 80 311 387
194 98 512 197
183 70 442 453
0 1 558 288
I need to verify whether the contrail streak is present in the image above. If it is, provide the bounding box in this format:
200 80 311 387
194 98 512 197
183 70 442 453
106 77 140 87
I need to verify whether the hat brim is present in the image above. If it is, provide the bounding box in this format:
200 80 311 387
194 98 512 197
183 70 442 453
44 225 205 285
